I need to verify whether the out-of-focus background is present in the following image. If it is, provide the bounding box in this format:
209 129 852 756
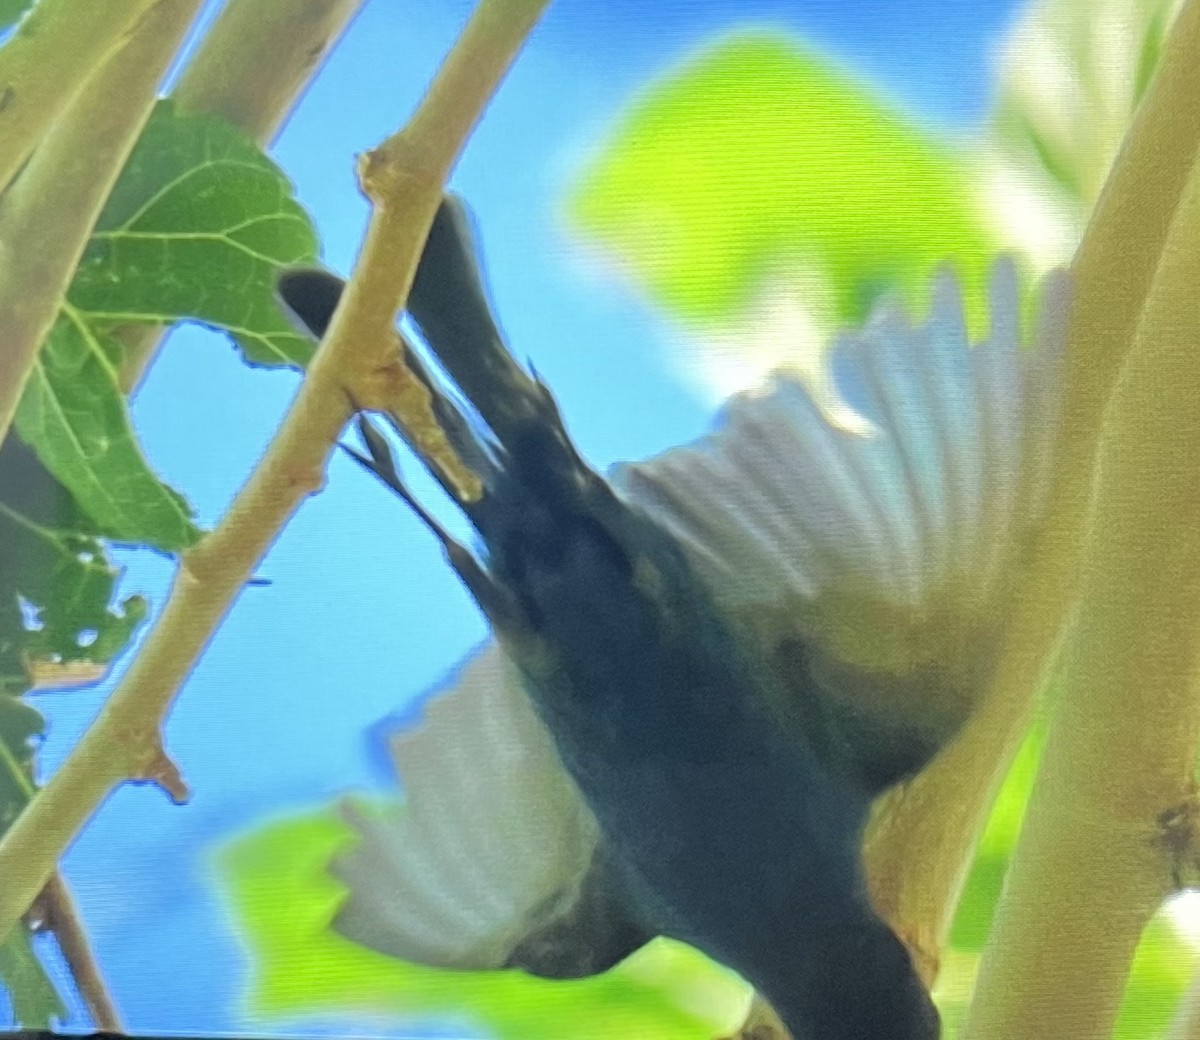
14 0 1194 1036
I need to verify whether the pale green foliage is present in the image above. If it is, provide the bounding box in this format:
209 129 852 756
566 31 997 402
214 810 750 1039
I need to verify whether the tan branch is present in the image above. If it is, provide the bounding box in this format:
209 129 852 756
0 0 205 447
862 0 1200 981
0 0 163 197
120 0 368 393
0 0 550 948
172 0 365 144
960 126 1200 1040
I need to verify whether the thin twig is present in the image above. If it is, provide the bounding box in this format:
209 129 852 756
0 0 551 948
2 711 122 1026
40 871 122 1032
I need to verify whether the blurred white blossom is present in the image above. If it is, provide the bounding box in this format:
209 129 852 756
978 0 1183 269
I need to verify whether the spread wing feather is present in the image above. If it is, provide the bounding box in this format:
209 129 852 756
332 643 627 973
615 260 1070 782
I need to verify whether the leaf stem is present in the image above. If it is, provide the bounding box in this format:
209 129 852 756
862 0 1200 981
119 0 369 393
0 0 551 948
0 0 205 450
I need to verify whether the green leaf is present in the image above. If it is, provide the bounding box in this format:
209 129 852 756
69 100 320 369
1114 914 1198 1040
0 928 65 1029
567 31 996 332
12 101 320 548
0 434 137 1028
14 308 199 551
0 693 38 825
0 0 32 30
0 430 147 698
214 808 749 1040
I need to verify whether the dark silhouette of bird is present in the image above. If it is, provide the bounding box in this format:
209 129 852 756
277 196 1068 1039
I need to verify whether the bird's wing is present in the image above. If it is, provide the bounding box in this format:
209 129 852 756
615 260 1071 788
332 641 650 977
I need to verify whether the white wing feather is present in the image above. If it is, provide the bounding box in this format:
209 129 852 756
617 259 1069 625
614 260 1070 735
333 643 600 969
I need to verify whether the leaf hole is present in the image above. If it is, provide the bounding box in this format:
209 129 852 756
17 595 43 631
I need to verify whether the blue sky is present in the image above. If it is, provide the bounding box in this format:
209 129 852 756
19 0 1022 1034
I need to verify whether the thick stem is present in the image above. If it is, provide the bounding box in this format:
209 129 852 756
0 0 163 196
0 0 551 948
960 144 1200 1040
0 0 204 448
862 0 1200 980
119 0 368 393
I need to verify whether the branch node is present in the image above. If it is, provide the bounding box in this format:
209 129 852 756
283 461 328 497
895 923 941 989
347 355 413 413
139 745 190 804
346 355 484 502
1154 787 1200 890
357 134 438 205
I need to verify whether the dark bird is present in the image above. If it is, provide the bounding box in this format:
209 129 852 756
277 196 1068 1039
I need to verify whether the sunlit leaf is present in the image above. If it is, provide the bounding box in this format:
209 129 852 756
0 929 64 1029
567 30 995 397
1114 913 1198 1040
214 808 750 1040
14 311 199 551
12 101 321 550
68 101 319 369
0 432 146 698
